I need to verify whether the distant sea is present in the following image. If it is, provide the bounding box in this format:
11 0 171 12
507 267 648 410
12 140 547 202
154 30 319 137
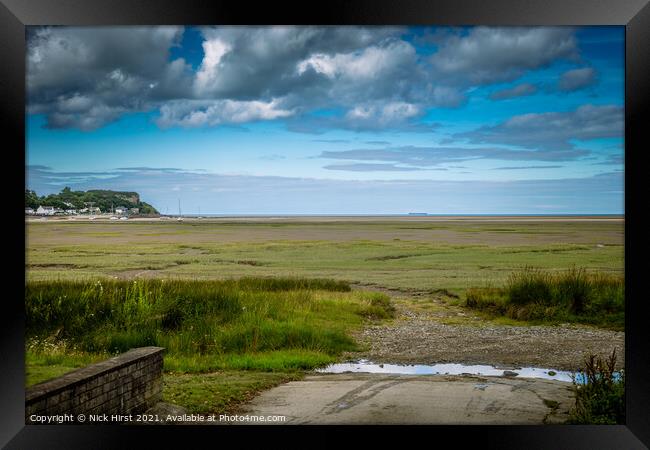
170 213 623 218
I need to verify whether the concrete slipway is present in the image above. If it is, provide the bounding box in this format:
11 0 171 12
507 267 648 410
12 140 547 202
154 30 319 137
238 373 575 425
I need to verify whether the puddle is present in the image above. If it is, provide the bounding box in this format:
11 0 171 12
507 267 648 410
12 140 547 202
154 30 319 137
315 360 604 383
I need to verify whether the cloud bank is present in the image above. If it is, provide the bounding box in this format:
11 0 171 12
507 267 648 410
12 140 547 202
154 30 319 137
27 165 623 215
28 26 590 132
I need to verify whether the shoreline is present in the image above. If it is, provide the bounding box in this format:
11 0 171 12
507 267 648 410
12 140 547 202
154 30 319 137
25 214 625 223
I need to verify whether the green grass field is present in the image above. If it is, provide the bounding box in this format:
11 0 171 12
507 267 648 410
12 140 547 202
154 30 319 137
25 218 624 414
26 219 624 293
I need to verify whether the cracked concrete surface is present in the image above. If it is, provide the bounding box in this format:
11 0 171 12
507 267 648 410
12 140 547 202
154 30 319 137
238 373 575 425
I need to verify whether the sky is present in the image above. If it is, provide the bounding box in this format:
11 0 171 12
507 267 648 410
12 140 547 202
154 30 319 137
25 26 624 214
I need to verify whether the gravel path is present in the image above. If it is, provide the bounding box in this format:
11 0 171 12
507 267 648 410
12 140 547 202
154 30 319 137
347 285 624 371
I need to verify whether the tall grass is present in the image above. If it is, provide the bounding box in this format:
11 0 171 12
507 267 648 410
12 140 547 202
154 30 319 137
25 277 392 372
465 267 624 329
568 349 625 424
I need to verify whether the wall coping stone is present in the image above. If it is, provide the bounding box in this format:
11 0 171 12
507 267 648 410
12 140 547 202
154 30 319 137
26 346 164 404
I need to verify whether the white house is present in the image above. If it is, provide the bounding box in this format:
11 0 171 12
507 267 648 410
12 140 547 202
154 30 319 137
36 206 55 215
115 206 129 215
25 207 34 215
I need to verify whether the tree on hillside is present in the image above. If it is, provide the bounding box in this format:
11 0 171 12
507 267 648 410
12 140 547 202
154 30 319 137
25 189 40 209
25 187 159 214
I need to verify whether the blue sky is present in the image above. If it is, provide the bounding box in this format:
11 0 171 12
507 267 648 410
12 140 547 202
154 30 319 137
26 26 624 214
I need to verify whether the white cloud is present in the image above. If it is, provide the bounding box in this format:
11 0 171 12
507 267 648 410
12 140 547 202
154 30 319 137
194 38 233 95
341 102 421 130
156 98 293 128
296 40 415 81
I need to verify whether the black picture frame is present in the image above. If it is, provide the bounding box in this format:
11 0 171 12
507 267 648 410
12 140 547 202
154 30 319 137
2 0 648 448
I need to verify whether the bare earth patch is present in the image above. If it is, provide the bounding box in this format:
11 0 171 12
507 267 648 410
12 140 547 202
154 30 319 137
346 285 624 371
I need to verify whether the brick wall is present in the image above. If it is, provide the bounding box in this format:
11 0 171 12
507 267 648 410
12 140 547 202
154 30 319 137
26 347 164 422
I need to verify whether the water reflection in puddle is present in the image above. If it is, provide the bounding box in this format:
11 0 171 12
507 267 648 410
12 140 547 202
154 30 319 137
315 360 585 383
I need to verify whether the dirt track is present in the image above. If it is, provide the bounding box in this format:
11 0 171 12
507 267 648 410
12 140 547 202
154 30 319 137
237 287 623 425
346 285 624 371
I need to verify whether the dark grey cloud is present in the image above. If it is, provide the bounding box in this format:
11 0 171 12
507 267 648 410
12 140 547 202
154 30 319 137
558 67 596 92
493 165 563 170
194 26 406 100
27 25 588 131
430 27 578 85
489 83 538 100
456 104 622 151
27 26 192 130
183 27 458 130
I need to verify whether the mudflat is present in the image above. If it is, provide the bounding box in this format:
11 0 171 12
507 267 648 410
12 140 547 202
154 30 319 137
25 217 623 292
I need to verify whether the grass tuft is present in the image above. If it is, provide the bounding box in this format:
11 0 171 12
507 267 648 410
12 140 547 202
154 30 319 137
464 266 623 329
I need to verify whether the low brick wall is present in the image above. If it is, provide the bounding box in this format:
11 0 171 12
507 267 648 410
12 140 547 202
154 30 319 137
26 346 164 423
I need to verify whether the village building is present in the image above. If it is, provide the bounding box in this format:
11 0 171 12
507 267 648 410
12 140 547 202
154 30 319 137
36 206 55 215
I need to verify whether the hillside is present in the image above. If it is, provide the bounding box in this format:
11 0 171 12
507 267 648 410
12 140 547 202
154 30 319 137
25 187 159 215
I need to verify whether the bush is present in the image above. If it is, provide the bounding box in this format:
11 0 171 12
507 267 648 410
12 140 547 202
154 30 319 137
555 267 592 314
507 267 553 305
568 349 625 424
463 267 624 329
